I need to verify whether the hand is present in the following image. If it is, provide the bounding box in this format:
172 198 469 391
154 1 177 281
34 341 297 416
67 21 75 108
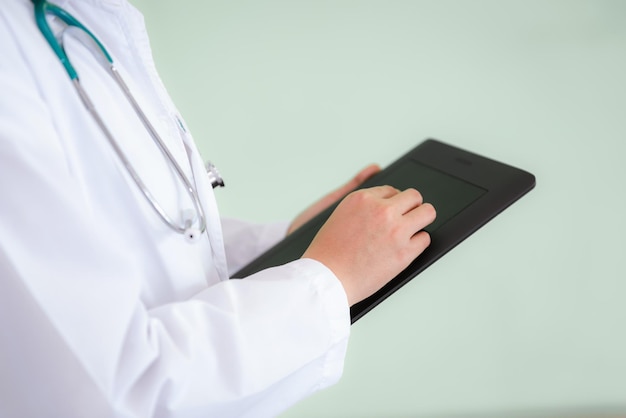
287 164 381 234
303 186 436 306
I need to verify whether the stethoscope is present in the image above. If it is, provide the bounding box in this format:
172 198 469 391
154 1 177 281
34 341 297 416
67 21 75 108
32 0 225 242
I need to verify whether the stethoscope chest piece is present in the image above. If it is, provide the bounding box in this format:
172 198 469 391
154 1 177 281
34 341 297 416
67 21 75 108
181 209 202 243
206 162 225 189
184 227 202 243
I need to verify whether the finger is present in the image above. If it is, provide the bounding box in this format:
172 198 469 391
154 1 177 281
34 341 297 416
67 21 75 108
337 164 381 196
365 185 401 199
410 230 432 253
404 202 437 231
389 188 424 214
353 164 381 185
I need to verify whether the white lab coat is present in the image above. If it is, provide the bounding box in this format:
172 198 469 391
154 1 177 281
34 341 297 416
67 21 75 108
0 1 350 417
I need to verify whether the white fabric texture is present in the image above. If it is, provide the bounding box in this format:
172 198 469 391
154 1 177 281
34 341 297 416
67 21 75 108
0 1 351 417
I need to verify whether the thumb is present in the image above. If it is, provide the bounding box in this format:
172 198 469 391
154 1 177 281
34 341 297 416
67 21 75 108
342 164 381 193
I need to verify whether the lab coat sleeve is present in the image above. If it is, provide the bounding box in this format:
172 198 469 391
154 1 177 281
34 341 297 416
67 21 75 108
148 259 350 417
221 217 290 276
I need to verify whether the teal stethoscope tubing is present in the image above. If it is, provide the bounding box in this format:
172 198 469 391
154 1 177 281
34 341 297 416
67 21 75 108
32 0 216 241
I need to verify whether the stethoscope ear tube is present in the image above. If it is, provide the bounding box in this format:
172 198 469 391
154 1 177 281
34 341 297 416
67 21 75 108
72 71 207 236
35 0 212 238
33 0 113 80
108 66 208 235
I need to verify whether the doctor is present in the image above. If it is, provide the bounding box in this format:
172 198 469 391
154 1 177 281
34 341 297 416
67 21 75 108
0 0 435 417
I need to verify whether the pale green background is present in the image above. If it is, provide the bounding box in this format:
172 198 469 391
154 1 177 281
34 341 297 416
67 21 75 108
130 1 626 417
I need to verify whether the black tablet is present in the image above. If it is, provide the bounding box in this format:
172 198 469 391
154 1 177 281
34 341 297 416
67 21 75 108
232 139 536 323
